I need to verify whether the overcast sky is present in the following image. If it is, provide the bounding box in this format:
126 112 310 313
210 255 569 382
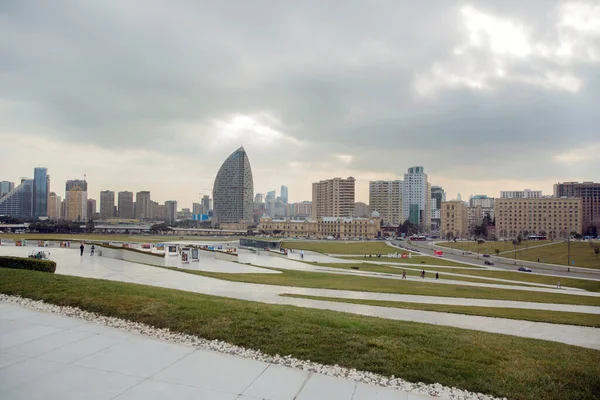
1 1 599 208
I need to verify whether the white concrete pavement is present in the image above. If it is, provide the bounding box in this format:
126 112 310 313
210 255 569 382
1 246 599 350
0 302 432 400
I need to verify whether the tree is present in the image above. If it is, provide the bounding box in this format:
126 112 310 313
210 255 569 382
494 248 500 257
593 244 600 260
446 231 454 241
511 239 519 265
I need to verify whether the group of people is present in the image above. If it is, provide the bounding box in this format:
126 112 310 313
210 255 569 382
79 243 95 256
400 270 439 280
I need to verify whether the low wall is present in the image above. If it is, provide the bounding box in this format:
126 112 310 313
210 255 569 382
99 246 165 266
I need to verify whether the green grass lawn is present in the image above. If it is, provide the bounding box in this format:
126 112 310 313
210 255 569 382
340 255 478 267
282 294 600 328
282 241 407 255
0 233 233 243
1 269 599 400
502 241 600 269
177 266 600 306
436 240 522 253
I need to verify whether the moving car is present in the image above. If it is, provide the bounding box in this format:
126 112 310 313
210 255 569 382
484 260 494 265
482 254 491 258
518 267 532 272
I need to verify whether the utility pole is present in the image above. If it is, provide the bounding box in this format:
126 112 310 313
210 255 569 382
567 237 571 269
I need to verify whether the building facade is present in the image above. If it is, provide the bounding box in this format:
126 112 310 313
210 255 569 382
33 167 49 218
64 180 88 222
87 199 97 221
165 201 178 224
48 192 61 220
500 189 542 199
312 177 355 219
259 215 381 239
495 197 582 239
117 191 134 219
353 202 370 218
0 181 15 198
0 179 33 217
554 182 600 235
441 200 468 239
100 190 115 220
369 180 402 225
135 191 152 220
212 147 254 224
430 186 445 231
281 185 288 204
402 166 431 230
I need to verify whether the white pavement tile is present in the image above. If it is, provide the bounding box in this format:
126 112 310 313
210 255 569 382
21 312 89 329
0 323 63 350
296 373 357 400
73 321 138 338
152 349 269 394
0 352 27 369
40 333 126 364
242 364 309 400
2 363 143 400
74 337 194 378
0 305 42 320
354 383 408 400
407 393 438 400
4 329 94 357
0 358 66 395
115 379 238 400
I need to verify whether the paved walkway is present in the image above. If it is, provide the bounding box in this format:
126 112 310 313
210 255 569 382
1 247 599 350
0 302 432 400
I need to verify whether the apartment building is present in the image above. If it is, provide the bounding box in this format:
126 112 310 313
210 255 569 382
64 180 88 221
99 190 115 220
369 180 402 225
554 182 600 235
441 200 468 239
402 167 431 230
311 177 355 219
118 191 134 219
495 197 582 239
500 189 542 199
259 215 381 239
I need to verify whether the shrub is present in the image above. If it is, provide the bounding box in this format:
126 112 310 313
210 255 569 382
0 256 56 273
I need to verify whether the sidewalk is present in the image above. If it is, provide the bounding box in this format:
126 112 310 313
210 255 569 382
0 302 432 400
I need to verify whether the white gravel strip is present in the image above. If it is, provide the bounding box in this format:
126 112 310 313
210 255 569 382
1 294 505 400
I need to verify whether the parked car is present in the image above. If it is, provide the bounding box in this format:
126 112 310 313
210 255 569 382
518 267 532 272
484 260 494 265
482 254 490 258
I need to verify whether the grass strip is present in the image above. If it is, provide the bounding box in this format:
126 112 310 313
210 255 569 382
175 267 600 307
281 294 600 328
281 241 409 255
1 268 599 400
339 256 477 267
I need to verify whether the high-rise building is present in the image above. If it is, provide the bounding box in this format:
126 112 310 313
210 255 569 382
369 180 402 225
155 204 166 221
0 179 33 217
402 166 431 230
495 197 582 239
48 192 61 220
0 181 15 198
430 186 445 231
192 202 202 215
64 180 88 221
212 147 254 224
254 193 264 204
33 167 49 218
265 190 276 203
353 202 370 218
99 190 115 220
201 195 212 213
135 191 152 219
467 195 494 232
118 191 134 219
554 182 600 235
441 200 469 239
500 189 542 199
281 186 288 204
87 199 97 221
312 177 355 219
165 200 178 225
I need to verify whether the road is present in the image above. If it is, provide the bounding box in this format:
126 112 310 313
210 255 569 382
391 240 600 280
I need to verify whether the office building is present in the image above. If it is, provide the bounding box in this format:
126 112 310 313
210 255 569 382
441 200 469 239
430 186 445 231
155 204 166 221
165 200 178 224
0 181 15 198
353 202 370 218
201 195 212 213
212 147 254 224
254 193 264 204
281 186 289 204
87 199 97 221
64 179 88 221
99 190 115 220
33 167 49 218
312 177 355 219
500 189 542 199
48 192 61 220
369 180 402 225
118 191 134 219
554 182 600 235
0 179 33 217
259 215 381 239
135 191 152 219
495 197 582 239
193 202 203 215
265 190 276 203
402 166 431 230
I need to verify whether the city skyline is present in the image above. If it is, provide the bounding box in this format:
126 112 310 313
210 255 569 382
1 1 599 207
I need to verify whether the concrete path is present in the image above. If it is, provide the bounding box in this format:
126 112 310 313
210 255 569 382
0 302 431 400
1 247 600 350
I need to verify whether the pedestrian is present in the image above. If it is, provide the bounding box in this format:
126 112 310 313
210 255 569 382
402 270 407 279
557 281 561 289
436 272 439 280
79 243 84 256
90 245 95 256
421 270 425 279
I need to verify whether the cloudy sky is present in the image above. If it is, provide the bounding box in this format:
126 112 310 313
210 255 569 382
1 0 599 208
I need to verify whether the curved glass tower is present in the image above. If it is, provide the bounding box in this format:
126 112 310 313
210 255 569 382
212 147 254 224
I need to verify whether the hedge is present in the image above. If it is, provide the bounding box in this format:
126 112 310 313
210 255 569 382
96 244 165 258
0 256 56 273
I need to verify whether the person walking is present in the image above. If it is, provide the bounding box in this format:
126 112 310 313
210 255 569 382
90 245 95 256
79 243 84 256
402 270 407 279
421 270 425 279
557 281 561 289
436 272 439 280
